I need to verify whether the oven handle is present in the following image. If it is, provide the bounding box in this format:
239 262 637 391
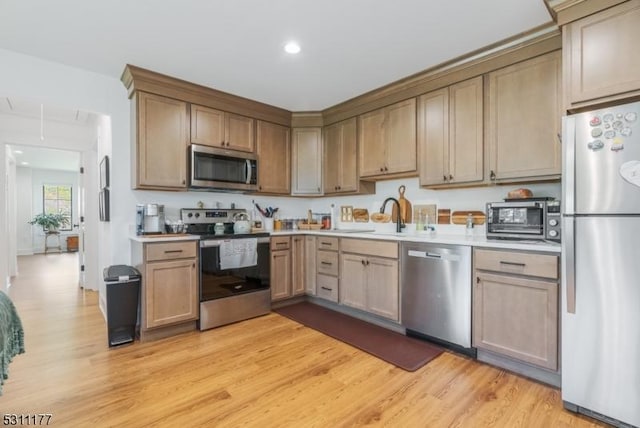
201 236 270 247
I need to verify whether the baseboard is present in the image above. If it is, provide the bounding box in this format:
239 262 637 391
477 349 561 387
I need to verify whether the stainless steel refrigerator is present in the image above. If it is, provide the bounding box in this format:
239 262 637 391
562 101 640 427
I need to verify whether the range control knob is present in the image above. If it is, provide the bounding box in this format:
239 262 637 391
195 213 200 218
548 219 558 227
548 230 558 238
187 212 193 218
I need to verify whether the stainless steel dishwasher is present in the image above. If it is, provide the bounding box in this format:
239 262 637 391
401 242 474 355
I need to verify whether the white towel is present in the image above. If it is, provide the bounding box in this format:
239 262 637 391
219 238 258 270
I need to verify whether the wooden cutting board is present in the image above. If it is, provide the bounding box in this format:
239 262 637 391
391 185 412 223
451 211 486 225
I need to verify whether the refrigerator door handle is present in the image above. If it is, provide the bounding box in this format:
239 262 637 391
564 216 576 313
562 116 576 215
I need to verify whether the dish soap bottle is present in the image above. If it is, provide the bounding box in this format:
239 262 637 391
465 213 474 236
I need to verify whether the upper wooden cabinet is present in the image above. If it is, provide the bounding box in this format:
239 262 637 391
358 99 417 179
132 92 189 190
486 51 562 182
323 117 366 194
418 76 483 188
190 104 255 152
256 120 291 194
563 1 640 110
291 127 322 195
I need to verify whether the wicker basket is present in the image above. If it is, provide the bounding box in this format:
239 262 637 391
297 221 323 230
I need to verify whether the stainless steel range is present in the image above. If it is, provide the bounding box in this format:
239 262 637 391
181 208 271 330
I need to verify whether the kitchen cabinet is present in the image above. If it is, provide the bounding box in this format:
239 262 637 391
339 239 399 321
131 240 199 340
304 236 317 295
190 104 255 152
358 99 417 179
270 236 292 301
256 120 291 194
291 127 322 195
563 1 640 110
324 118 357 193
291 236 306 296
132 92 189 190
418 76 483 187
316 236 339 302
473 248 559 371
486 51 562 182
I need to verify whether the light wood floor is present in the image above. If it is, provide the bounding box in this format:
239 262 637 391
1 254 605 427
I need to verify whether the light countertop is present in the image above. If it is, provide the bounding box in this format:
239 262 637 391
269 230 561 253
130 234 200 243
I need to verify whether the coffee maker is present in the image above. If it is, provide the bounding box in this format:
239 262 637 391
136 204 165 235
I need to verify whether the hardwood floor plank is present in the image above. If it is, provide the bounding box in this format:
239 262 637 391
0 254 607 427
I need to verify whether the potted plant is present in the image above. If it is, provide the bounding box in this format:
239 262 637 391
29 213 69 233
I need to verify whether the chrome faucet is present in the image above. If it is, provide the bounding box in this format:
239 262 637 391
380 197 405 233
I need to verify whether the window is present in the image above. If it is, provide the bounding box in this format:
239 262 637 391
43 184 72 231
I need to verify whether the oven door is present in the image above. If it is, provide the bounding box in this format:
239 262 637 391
486 201 546 239
190 144 258 191
199 237 270 301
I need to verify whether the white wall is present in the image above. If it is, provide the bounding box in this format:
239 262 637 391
16 167 33 255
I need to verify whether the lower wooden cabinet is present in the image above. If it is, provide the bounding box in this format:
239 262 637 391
270 236 292 301
291 236 306 296
339 239 399 321
131 239 199 341
473 248 559 370
316 236 339 302
304 236 317 295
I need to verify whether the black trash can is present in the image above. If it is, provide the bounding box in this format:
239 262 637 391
104 265 141 347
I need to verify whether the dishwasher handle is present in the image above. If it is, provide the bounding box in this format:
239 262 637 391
407 249 460 262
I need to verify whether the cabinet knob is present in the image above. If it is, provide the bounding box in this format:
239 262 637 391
490 170 496 180
182 180 186 185
449 174 453 180
361 259 365 266
221 141 225 146
366 260 370 266
443 175 447 181
384 166 388 172
380 167 384 172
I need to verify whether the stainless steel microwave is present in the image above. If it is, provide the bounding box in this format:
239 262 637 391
189 144 258 192
486 200 561 242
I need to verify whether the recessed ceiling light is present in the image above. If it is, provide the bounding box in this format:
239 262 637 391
284 41 301 54
20 161 29 165
13 150 23 154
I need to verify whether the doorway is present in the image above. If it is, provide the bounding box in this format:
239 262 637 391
1 97 103 291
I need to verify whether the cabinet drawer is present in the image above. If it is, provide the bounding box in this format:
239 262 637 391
317 236 339 251
316 274 338 302
146 241 197 262
270 236 291 251
475 249 558 280
341 238 398 259
317 250 339 276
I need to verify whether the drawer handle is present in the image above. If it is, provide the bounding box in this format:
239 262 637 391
500 261 525 267
275 242 288 246
321 261 333 266
164 250 183 254
320 242 332 246
320 286 332 291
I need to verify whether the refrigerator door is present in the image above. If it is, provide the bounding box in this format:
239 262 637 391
570 101 640 215
562 216 640 427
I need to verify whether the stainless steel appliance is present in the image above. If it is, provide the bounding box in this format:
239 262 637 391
181 208 270 330
401 242 474 356
562 101 640 427
135 203 165 235
189 144 257 192
486 199 561 242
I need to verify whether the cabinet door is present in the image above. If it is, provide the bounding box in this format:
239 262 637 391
473 272 558 370
136 92 188 189
339 253 367 311
256 121 291 194
384 98 417 175
145 259 198 329
190 104 225 147
270 249 291 301
304 236 317 295
323 122 341 193
291 236 306 296
292 128 322 195
449 77 483 184
487 52 562 181
366 257 399 321
358 109 386 177
339 117 358 192
565 1 640 107
418 87 449 186
226 113 255 153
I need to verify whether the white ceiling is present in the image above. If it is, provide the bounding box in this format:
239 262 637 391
0 0 553 111
8 144 80 172
0 97 96 125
